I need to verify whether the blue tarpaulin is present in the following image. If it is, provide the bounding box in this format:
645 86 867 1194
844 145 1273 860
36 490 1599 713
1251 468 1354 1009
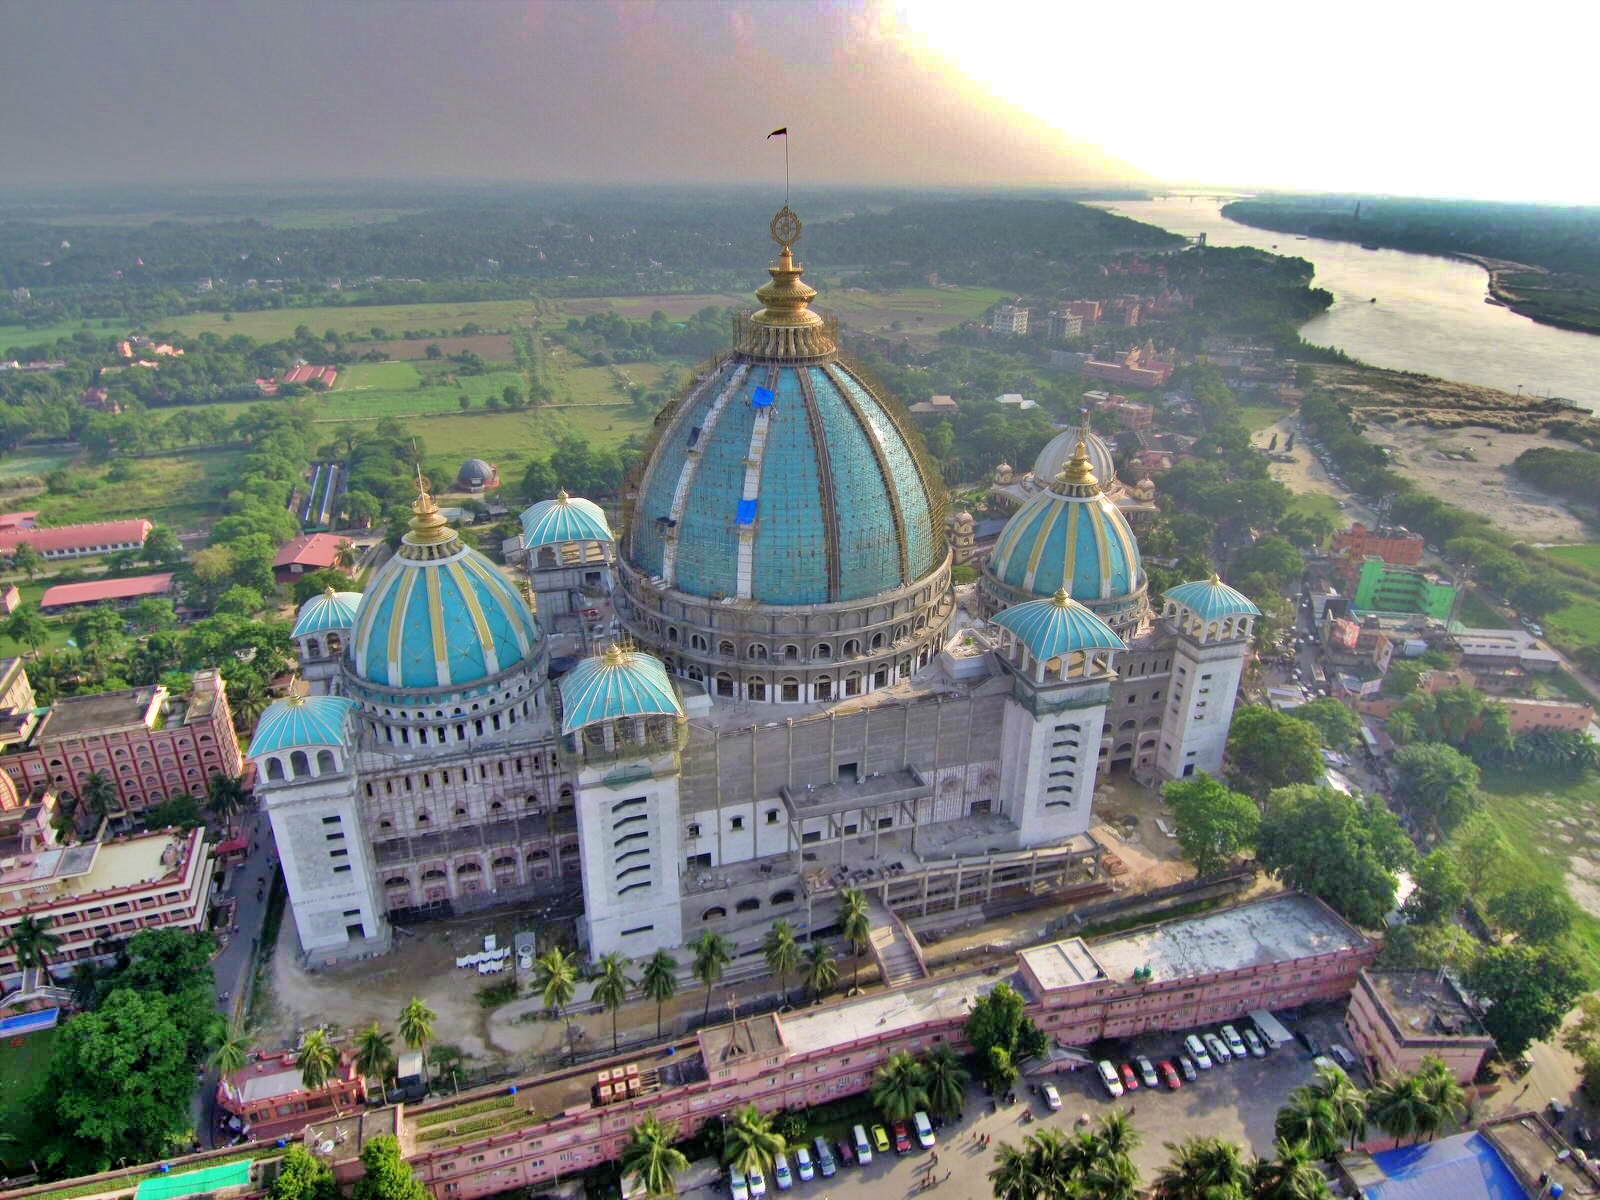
1364 1133 1524 1200
750 386 775 409
735 499 758 525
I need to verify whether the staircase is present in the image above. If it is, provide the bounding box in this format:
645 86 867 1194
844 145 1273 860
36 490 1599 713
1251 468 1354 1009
866 899 928 989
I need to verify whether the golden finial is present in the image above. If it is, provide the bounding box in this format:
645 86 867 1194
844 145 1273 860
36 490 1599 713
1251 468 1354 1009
1059 440 1099 488
1051 587 1072 607
1209 571 1221 585
406 472 454 545
323 586 337 599
770 206 802 252
601 643 628 668
555 488 570 504
285 675 307 706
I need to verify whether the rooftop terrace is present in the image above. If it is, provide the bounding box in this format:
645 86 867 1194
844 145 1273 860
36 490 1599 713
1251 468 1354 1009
1366 969 1488 1040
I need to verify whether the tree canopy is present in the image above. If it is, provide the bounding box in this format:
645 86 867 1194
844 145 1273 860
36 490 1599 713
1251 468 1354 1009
1466 943 1587 1057
1226 706 1324 798
1163 773 1259 876
1392 741 1481 838
1255 784 1414 928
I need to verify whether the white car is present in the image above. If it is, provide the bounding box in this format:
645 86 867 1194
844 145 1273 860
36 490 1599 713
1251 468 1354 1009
1097 1059 1124 1097
1184 1034 1213 1070
1042 1084 1062 1112
772 1154 792 1192
914 1110 936 1148
1205 1032 1232 1065
1135 1056 1159 1090
747 1166 767 1198
794 1146 814 1182
729 1168 750 1200
1221 1025 1247 1059
1242 1028 1266 1058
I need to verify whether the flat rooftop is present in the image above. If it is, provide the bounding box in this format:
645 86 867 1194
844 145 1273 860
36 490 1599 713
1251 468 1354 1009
0 830 187 906
1016 937 1108 993
779 966 1025 1058
237 1063 305 1104
1366 969 1488 1040
1090 893 1367 986
36 685 161 739
700 1013 784 1066
1481 1113 1600 1197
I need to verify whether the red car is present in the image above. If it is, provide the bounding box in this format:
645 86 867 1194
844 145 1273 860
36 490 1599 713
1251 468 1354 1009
1119 1062 1139 1091
892 1121 912 1154
1158 1060 1182 1091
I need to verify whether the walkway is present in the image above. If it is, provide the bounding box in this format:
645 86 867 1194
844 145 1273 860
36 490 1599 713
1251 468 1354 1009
866 897 927 988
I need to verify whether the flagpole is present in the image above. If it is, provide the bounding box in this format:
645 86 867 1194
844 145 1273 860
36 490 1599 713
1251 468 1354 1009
785 135 790 207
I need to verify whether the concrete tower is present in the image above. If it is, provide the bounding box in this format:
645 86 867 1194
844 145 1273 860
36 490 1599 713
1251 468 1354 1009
1155 577 1260 781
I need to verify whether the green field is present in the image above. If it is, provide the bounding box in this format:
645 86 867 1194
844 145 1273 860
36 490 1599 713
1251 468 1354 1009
414 404 654 490
0 320 117 352
1546 544 1600 571
0 1027 55 1148
0 451 74 484
1452 770 1600 979
1285 491 1342 524
1456 588 1511 630
31 449 244 531
1547 595 1600 642
166 299 540 342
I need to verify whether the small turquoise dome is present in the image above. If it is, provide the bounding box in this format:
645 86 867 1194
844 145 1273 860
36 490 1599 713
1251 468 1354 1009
988 442 1143 603
350 489 542 694
558 645 683 735
292 588 363 638
992 589 1126 660
1034 424 1117 489
249 694 356 757
521 490 612 548
1165 576 1261 620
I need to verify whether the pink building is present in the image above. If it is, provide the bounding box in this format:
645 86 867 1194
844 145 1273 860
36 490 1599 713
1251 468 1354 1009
1345 969 1493 1085
218 1049 368 1141
306 893 1373 1198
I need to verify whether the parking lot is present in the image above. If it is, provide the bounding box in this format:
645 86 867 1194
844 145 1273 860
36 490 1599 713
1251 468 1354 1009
685 1006 1359 1198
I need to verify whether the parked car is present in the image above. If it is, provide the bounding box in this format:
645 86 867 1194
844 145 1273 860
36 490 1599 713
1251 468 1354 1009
772 1153 792 1192
1177 1054 1198 1082
913 1110 936 1148
1119 1062 1140 1091
729 1168 750 1200
1097 1059 1125 1097
852 1122 871 1165
794 1146 815 1182
1136 1056 1159 1089
892 1121 911 1154
1205 1033 1232 1065
1296 1030 1322 1058
1042 1084 1063 1111
1158 1060 1182 1090
747 1165 767 1198
812 1137 836 1178
871 1124 891 1156
836 1138 854 1168
1242 1028 1266 1058
1221 1025 1247 1059
1330 1044 1358 1071
1184 1034 1213 1070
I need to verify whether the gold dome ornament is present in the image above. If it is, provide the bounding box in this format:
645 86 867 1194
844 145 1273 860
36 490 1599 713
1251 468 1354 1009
769 205 802 250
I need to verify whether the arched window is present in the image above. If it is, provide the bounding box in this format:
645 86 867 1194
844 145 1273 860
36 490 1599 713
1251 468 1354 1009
422 868 447 881
306 638 322 659
316 749 336 774
843 639 860 657
456 861 482 877
701 906 727 921
266 757 284 781
815 678 833 701
771 889 796 905
748 643 768 661
814 642 831 659
537 547 557 568
690 633 707 651
736 897 761 913
719 640 735 657
289 750 309 777
844 672 863 697
667 626 680 643
716 673 735 698
327 632 342 654
782 644 799 662
780 677 800 702
385 876 409 889
747 677 767 701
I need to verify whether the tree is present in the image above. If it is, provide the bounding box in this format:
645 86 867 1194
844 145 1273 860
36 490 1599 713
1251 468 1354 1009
1451 811 1515 895
1415 1056 1466 1138
1466 942 1587 1056
921 1043 970 1117
351 1134 430 1200
762 919 801 1007
141 525 184 565
5 603 51 656
1563 993 1600 1097
1487 880 1577 944
840 887 872 994
1249 1139 1333 1200
802 940 837 1003
986 1045 1019 1094
1381 660 1426 698
3 914 59 972
721 1103 786 1179
870 1050 929 1121
1256 784 1414 928
521 457 557 501
1153 1136 1250 1200
620 1112 689 1198
267 1145 338 1200
689 930 733 1024
1295 698 1361 750
81 770 119 823
10 541 42 581
354 1022 396 1095
1163 773 1259 875
534 946 578 1020
209 1016 251 1078
297 1027 339 1091
207 771 250 834
1392 742 1480 838
1274 1092 1343 1162
1366 1072 1437 1146
128 597 178 635
965 981 1048 1073
640 949 678 1041
988 1137 1048 1200
1226 706 1323 798
1401 850 1467 926
592 951 634 1054
398 997 436 1083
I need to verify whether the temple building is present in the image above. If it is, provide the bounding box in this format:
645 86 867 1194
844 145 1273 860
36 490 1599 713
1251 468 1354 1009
252 207 1255 966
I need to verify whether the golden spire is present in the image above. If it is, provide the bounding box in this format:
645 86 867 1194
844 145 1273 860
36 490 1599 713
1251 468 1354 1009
737 206 835 360
1061 441 1099 485
601 643 628 668
1209 571 1221 585
285 675 307 706
1051 587 1073 607
406 472 454 546
555 488 570 504
323 586 338 599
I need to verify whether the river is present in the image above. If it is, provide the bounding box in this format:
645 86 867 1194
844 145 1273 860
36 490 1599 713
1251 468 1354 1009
1097 198 1600 413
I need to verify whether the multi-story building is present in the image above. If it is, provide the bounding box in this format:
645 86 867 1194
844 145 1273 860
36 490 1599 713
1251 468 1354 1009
0 667 241 820
1330 524 1424 589
251 207 1255 967
1045 309 1083 340
1345 968 1494 1085
217 1049 367 1141
990 303 1029 335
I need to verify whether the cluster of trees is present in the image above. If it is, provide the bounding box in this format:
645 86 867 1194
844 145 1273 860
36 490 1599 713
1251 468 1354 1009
553 307 730 365
520 433 645 502
1513 446 1600 509
964 981 1049 1093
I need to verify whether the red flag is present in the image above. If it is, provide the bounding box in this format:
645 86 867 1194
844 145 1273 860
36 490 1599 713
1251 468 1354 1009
767 127 787 139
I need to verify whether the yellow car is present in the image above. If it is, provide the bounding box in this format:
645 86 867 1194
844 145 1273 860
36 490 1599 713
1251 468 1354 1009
870 1125 891 1156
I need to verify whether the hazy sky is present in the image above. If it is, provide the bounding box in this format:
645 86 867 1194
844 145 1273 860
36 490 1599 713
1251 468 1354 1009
1 0 1588 202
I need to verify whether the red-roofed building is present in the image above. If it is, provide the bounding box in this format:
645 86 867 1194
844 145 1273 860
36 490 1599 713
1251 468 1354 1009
0 586 17 616
0 519 151 562
39 573 174 615
0 513 39 532
273 533 350 583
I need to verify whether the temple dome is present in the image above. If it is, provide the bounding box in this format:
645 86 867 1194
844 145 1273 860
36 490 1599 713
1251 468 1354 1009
521 491 612 548
349 484 542 695
992 589 1126 660
1033 422 1118 491
249 693 357 756
292 588 363 638
1164 576 1261 620
986 441 1144 605
558 645 683 734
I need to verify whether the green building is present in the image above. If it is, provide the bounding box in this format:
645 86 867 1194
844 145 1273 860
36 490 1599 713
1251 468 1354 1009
1351 556 1456 619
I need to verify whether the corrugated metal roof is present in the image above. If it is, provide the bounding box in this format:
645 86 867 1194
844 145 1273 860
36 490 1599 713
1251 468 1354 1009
991 590 1125 660
40 572 173 608
1164 577 1261 620
558 647 681 734
249 695 356 756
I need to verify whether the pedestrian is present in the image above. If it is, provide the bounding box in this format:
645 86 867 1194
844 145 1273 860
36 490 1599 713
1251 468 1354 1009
944 1171 951 1183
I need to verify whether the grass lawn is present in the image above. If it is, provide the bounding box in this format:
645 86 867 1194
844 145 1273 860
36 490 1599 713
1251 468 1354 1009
0 1027 56 1143
0 451 74 484
414 403 655 487
333 361 423 391
0 320 114 352
1546 544 1600 571
1286 492 1342 524
31 449 244 532
166 299 540 342
1454 769 1600 980
1547 595 1600 642
1456 588 1510 629
1235 402 1292 432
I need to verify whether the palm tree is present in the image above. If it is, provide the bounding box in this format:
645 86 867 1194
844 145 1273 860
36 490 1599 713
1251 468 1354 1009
721 1103 786 1179
1415 1056 1466 1140
296 1027 339 1091
1313 1064 1369 1152
1154 1136 1250 1200
839 888 871 995
1249 1138 1333 1200
592 952 634 1054
334 541 358 570
761 920 801 1007
209 1017 251 1078
535 947 579 1020
988 1138 1047 1200
921 1044 971 1118
398 996 436 1085
689 930 733 1024
2 914 59 973
1367 1074 1434 1146
1085 1150 1142 1200
354 1022 396 1099
620 1112 689 1198
206 772 249 835
640 949 679 1041
1274 1092 1342 1163
870 1050 929 1121
802 941 837 1004
81 771 118 823
1094 1108 1140 1160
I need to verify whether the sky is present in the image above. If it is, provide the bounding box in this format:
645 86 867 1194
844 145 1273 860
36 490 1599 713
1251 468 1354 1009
0 0 1590 203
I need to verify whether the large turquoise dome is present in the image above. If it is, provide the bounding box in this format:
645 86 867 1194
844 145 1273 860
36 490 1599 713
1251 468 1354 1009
985 440 1144 613
349 488 542 695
